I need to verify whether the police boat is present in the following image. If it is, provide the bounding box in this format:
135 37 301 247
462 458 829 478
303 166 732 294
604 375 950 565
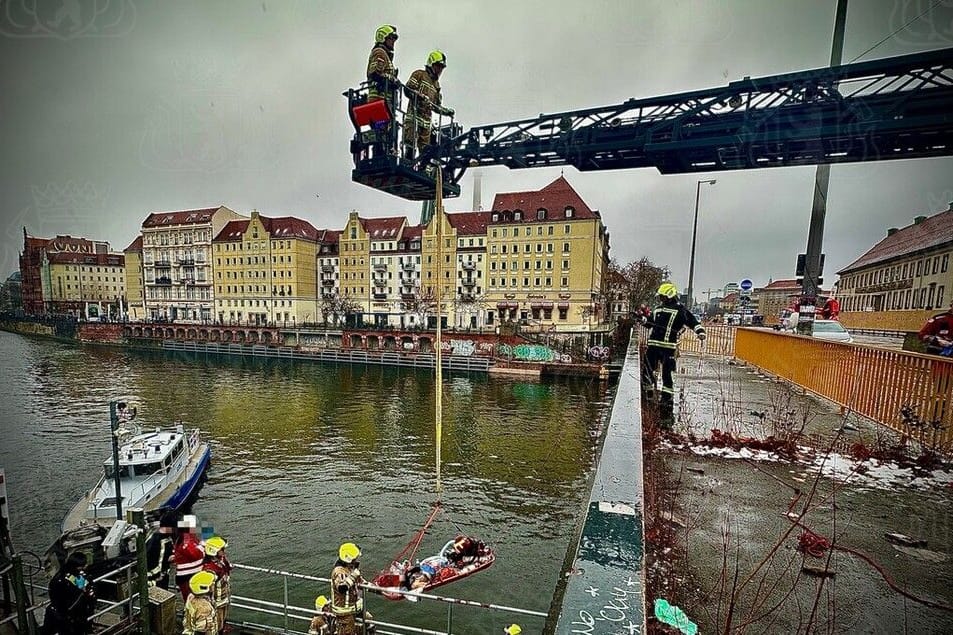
62 417 211 531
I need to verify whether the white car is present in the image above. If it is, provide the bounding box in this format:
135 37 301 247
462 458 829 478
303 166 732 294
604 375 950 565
809 319 853 343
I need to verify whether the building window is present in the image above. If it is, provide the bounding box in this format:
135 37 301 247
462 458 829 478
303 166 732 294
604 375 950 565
537 208 547 220
938 285 945 307
564 206 574 218
563 242 571 253
942 255 949 273
558 308 568 320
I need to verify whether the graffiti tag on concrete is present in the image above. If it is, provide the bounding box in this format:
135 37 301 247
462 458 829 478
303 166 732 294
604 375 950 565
449 339 476 356
513 344 555 362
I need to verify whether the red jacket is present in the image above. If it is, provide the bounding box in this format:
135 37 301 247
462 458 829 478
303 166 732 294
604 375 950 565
919 311 953 353
173 533 205 579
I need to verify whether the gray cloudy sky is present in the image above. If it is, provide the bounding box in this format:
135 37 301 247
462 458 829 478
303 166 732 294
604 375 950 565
2 0 951 296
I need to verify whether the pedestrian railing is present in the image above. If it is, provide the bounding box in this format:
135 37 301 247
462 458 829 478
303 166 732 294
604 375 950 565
636 324 737 357
229 562 546 635
2 554 140 635
734 329 953 450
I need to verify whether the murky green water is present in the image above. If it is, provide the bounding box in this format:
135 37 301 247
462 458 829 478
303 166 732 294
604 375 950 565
0 332 611 633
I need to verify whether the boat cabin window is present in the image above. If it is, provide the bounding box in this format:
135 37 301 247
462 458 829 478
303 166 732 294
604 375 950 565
135 461 163 476
105 464 132 479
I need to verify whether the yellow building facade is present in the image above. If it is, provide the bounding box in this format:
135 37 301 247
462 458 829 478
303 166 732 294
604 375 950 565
212 211 320 326
40 251 126 318
123 236 145 321
483 176 610 331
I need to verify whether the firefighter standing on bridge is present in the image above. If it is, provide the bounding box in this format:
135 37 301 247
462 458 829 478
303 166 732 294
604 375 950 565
403 50 453 161
640 282 706 426
330 542 374 635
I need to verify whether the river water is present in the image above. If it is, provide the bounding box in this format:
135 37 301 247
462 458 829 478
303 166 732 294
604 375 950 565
0 331 611 633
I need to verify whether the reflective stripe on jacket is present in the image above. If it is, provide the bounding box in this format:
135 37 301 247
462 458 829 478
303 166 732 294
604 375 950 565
644 302 704 349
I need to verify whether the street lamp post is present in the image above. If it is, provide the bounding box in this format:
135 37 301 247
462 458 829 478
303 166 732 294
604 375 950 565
687 179 716 312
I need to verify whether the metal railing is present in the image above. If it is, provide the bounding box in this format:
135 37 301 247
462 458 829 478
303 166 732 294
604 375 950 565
229 563 546 635
735 329 953 449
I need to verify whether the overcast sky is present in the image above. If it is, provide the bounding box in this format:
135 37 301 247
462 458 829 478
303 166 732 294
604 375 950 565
2 0 951 296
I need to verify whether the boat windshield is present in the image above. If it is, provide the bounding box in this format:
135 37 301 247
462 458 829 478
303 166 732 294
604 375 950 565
104 464 132 479
134 461 163 476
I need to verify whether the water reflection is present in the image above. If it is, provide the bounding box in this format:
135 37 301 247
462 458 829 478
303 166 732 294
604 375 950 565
0 333 610 632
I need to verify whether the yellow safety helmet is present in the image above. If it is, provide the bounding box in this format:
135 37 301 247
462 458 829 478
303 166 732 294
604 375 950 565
657 282 679 299
504 625 522 635
205 536 227 557
427 50 447 68
375 25 398 43
189 571 216 595
314 595 329 610
339 542 361 564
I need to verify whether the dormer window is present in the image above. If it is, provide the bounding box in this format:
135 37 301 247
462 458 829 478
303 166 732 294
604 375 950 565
564 206 575 218
491 212 499 222
514 209 523 221
537 208 547 220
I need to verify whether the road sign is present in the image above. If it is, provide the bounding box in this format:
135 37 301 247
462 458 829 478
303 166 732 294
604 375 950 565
739 278 753 293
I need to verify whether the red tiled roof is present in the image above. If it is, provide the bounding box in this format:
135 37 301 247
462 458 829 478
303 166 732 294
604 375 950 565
490 176 600 221
124 236 143 252
142 206 223 228
213 215 320 242
447 211 493 235
838 208 953 274
360 216 406 239
47 252 124 266
320 229 341 244
762 279 801 290
401 225 424 240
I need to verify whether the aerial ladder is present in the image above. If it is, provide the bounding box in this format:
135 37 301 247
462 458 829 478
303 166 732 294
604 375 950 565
346 47 953 201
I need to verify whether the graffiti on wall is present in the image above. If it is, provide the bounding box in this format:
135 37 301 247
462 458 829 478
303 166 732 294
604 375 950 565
496 343 562 362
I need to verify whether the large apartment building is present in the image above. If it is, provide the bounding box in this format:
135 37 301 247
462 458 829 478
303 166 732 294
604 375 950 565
19 230 111 315
140 206 245 322
483 176 610 331
40 251 125 318
212 211 320 326
836 206 953 313
320 177 611 331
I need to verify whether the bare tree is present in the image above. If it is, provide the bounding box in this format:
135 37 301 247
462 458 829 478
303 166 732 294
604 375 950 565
609 257 671 314
400 285 438 328
320 292 361 326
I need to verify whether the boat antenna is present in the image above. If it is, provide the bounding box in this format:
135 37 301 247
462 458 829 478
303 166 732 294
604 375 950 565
109 399 137 520
434 167 444 500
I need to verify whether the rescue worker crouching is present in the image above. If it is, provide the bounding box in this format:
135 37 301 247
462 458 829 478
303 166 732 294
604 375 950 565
402 50 453 162
308 595 334 635
202 536 233 633
640 282 706 426
330 542 375 635
504 625 522 635
183 571 218 635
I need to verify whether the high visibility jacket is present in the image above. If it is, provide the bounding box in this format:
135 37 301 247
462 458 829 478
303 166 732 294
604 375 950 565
183 593 218 635
404 67 444 123
146 534 173 585
366 44 397 102
202 558 232 608
643 301 705 350
330 564 362 616
174 534 205 580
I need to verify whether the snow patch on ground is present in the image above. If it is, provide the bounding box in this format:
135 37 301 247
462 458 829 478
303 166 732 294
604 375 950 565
664 439 953 492
809 452 953 491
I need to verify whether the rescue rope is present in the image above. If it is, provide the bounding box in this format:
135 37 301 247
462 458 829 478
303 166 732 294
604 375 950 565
376 502 443 577
792 522 952 612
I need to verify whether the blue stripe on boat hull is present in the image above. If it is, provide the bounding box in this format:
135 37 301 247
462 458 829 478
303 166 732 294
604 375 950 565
162 446 211 512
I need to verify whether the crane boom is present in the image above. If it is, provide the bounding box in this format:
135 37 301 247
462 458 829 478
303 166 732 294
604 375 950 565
347 47 953 201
